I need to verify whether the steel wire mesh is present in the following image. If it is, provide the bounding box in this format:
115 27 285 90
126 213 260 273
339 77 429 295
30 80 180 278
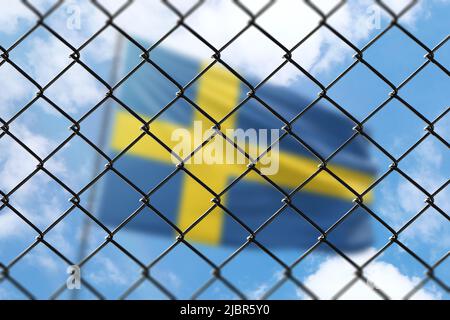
0 0 449 300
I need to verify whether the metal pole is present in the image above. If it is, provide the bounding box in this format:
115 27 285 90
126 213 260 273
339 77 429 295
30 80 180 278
71 34 124 300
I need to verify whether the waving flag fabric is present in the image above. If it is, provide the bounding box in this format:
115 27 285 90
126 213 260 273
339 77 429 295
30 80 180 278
97 41 376 251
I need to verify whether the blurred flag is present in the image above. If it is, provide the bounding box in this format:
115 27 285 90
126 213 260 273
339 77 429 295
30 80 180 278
97 41 376 251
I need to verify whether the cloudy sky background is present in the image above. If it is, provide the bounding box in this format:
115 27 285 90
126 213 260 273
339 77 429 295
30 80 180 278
0 0 449 299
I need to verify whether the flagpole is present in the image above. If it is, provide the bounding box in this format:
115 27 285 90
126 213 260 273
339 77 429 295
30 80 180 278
71 34 124 300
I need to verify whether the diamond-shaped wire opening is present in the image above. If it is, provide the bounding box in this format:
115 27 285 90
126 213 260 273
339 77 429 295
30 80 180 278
257 62 324 102
183 1 249 49
8 98 74 159
112 1 178 45
41 133 102 192
70 27 128 83
7 26 74 86
218 241 287 300
291 245 357 300
327 61 393 121
362 26 428 86
363 98 428 159
289 25 358 85
7 169 72 231
43 62 108 118
91 168 148 229
399 63 450 120
290 99 359 160
43 206 94 263
218 26 287 87
364 168 431 230
253 0 321 49
81 243 144 299
398 137 448 190
253 204 323 263
149 242 215 299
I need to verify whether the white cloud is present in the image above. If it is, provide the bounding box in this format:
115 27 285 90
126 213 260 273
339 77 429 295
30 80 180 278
0 0 34 35
300 248 442 300
108 0 445 85
2 0 445 90
1 1 111 117
113 0 381 84
25 37 105 115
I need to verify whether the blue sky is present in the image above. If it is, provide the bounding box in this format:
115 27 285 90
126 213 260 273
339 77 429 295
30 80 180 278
0 0 448 300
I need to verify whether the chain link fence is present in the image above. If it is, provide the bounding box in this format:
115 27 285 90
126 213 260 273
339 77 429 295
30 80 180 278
0 0 448 300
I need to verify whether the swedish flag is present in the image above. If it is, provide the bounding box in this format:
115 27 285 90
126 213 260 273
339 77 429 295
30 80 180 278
98 42 376 251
